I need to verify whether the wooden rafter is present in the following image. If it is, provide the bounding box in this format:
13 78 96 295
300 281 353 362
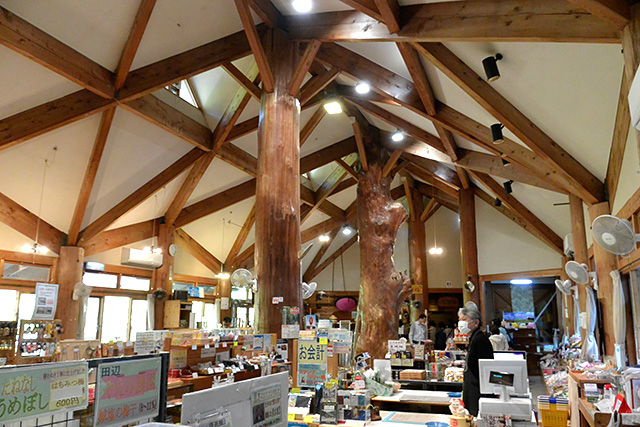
337 0 383 21
164 153 215 227
225 203 256 268
413 42 604 204
566 0 630 30
247 0 281 28
306 235 358 281
606 71 631 207
0 6 115 98
234 0 275 93
78 148 205 244
114 0 157 90
336 158 358 180
301 136 358 174
80 218 161 257
285 1 620 43
333 177 358 195
374 0 400 33
299 66 341 106
403 153 461 190
0 192 65 255
222 62 262 101
382 150 403 178
396 43 436 115
67 108 116 245
300 106 326 147
401 172 417 220
411 175 460 211
289 40 323 96
303 228 339 282
470 171 564 254
303 154 357 222
420 198 439 222
175 229 222 273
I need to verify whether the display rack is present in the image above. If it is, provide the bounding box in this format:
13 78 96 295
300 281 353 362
0 321 18 366
15 319 61 365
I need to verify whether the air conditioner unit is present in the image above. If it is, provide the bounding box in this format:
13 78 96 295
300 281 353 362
121 247 163 269
629 68 640 130
563 233 574 258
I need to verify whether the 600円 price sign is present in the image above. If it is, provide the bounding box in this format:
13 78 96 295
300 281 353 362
0 361 88 423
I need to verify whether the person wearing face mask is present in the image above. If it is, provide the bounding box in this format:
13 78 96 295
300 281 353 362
458 301 493 417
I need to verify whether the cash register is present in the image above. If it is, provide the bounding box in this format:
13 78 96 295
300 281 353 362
476 359 535 427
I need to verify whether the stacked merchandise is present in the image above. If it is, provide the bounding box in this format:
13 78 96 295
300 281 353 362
444 366 465 383
336 390 371 422
542 370 569 397
399 369 427 380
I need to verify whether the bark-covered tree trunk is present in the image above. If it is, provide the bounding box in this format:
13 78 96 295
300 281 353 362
354 137 410 359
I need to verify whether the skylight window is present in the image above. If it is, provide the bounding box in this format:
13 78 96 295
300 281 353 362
165 80 199 108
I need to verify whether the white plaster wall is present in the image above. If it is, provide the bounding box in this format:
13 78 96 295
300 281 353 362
611 130 640 216
424 208 462 288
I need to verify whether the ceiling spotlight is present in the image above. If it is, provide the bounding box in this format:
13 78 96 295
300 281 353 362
482 53 503 82
501 158 511 167
292 0 312 13
342 226 353 236
355 82 370 94
491 123 504 144
503 180 514 194
324 100 342 115
494 198 502 207
510 279 532 285
319 234 331 243
428 246 443 255
391 130 404 142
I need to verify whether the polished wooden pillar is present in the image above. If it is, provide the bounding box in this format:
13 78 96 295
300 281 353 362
56 246 84 339
459 188 480 305
588 201 618 356
151 223 174 329
408 190 428 311
569 194 589 341
219 278 232 322
254 31 301 334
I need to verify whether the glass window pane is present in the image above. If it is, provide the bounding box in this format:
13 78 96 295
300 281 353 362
2 263 50 281
236 307 247 327
248 307 254 327
0 290 17 321
203 303 216 329
120 276 150 291
84 297 100 340
18 294 35 320
83 272 117 288
192 301 203 326
101 296 129 342
172 282 190 291
129 300 148 340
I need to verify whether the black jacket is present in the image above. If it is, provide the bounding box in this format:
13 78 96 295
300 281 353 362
462 327 494 416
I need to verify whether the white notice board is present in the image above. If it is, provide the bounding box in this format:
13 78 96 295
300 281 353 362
181 372 288 427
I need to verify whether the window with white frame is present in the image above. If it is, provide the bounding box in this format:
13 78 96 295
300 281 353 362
83 296 148 343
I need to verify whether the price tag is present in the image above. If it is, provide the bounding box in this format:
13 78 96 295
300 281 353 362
292 388 301 394
233 342 238 347
222 343 227 348
288 414 295 421
192 344 197 350
204 343 210 349
319 338 328 345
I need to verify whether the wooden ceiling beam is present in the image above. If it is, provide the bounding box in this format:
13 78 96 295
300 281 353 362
383 150 403 178
175 229 223 274
80 218 160 257
374 0 401 33
234 0 275 93
420 198 439 222
285 1 620 43
333 177 358 195
114 0 157 90
402 152 461 190
396 43 436 115
299 66 341 106
605 71 631 207
119 26 259 101
566 0 630 30
247 0 282 28
470 171 564 254
303 228 340 282
78 148 205 244
222 62 262 101
0 90 114 153
0 192 66 255
0 6 115 98
300 136 358 174
67 108 116 245
300 106 326 147
401 172 417 220
336 158 358 180
289 40 323 96
337 0 383 21
411 180 459 213
303 154 356 222
413 41 604 204
305 234 358 281
225 203 256 268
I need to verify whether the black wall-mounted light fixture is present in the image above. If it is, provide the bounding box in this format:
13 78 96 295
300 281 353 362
483 53 503 82
491 123 504 144
494 198 502 207
503 180 514 194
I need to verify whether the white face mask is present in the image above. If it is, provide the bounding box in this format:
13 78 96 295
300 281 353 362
458 320 471 334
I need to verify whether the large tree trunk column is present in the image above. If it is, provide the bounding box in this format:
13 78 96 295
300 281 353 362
355 139 410 359
255 31 301 334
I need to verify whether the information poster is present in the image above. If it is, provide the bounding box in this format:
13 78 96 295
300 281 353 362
32 283 59 320
297 341 327 387
0 361 88 423
251 384 282 427
94 357 161 427
281 325 299 339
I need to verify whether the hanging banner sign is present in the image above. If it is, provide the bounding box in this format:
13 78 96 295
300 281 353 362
94 357 162 427
0 361 88 423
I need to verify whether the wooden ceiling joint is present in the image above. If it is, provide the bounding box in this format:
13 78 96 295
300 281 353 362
289 40 323 96
234 0 275 92
222 62 262 100
175 229 223 274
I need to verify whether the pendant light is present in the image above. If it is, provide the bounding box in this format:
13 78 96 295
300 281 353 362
23 147 57 255
216 218 230 280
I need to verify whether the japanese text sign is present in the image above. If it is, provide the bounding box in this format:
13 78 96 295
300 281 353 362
297 341 327 364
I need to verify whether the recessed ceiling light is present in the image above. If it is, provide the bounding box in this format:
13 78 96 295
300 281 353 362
510 279 532 285
355 82 370 94
342 226 353 236
391 130 404 142
324 100 342 115
319 234 330 242
292 0 312 13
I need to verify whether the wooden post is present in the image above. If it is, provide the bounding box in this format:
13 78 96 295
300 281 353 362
354 129 410 360
408 187 428 312
151 223 174 329
219 278 232 322
55 246 84 340
560 255 575 338
254 30 302 334
569 194 589 341
588 201 618 357
459 188 480 305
